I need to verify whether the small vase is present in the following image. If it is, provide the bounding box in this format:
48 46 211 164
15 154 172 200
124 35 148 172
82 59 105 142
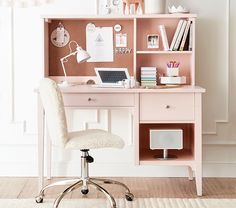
145 0 166 14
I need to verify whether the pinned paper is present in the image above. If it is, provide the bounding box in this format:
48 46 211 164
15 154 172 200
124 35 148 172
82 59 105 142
86 25 114 62
115 33 127 47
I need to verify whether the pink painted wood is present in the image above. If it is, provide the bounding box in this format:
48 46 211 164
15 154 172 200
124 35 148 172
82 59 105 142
140 93 195 121
194 93 203 196
37 85 204 195
40 14 205 197
62 93 135 107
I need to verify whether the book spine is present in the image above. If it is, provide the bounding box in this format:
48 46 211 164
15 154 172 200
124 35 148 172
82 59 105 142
141 67 156 70
170 20 184 51
179 20 191 51
173 20 187 51
188 23 193 51
141 72 157 74
141 74 157 77
159 25 169 51
141 78 157 80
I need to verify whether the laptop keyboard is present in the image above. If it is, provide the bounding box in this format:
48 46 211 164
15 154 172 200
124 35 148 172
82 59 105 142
99 71 127 83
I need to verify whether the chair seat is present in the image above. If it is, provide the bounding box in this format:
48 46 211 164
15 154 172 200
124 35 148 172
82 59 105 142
65 129 125 150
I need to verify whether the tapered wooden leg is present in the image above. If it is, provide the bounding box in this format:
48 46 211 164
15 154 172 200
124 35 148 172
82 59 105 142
194 93 203 196
195 165 202 196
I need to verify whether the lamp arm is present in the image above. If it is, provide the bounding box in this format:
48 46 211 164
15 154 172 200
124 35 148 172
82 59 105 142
60 50 78 61
60 59 68 82
60 51 78 83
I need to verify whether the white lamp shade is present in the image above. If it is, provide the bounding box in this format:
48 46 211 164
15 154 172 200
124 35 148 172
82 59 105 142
76 47 90 63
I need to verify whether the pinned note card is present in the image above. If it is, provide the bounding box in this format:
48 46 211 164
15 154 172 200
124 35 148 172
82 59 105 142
86 25 114 62
115 33 127 47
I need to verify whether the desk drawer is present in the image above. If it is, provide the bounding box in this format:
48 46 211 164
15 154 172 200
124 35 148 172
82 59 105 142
63 93 135 107
140 93 194 121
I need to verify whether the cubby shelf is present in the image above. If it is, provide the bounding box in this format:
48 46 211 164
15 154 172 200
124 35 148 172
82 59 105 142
136 51 193 55
139 150 194 166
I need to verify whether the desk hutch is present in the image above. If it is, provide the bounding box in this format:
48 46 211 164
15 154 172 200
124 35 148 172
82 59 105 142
39 14 205 196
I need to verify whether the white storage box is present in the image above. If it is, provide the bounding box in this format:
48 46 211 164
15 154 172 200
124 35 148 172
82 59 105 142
160 76 186 85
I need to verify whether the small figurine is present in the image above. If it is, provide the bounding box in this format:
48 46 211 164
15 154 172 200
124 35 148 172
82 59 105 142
122 0 143 15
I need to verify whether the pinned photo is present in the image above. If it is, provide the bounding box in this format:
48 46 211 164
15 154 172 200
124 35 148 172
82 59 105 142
115 33 127 47
147 34 159 49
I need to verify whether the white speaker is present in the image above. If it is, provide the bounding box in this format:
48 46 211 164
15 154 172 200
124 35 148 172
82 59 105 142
150 129 183 159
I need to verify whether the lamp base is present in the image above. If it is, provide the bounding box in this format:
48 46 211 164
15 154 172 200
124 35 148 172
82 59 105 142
57 80 72 87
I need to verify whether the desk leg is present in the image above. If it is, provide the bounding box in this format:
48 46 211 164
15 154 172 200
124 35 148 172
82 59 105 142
195 165 202 196
107 109 111 133
195 93 202 196
46 127 52 180
128 110 133 146
38 94 44 191
134 94 139 165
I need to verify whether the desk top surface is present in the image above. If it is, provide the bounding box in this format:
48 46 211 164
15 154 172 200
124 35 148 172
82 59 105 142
59 85 206 94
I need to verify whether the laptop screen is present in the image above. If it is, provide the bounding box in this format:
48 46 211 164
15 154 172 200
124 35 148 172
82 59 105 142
98 70 128 83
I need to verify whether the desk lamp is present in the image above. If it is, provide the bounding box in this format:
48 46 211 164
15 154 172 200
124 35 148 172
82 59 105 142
60 41 90 87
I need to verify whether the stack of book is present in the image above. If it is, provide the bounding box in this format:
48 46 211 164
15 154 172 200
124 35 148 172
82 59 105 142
170 19 193 51
141 67 157 87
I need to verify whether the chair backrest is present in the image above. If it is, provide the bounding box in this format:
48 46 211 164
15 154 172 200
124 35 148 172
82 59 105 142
39 78 68 147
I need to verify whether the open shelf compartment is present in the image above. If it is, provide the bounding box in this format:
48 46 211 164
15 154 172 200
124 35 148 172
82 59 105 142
136 53 193 85
139 123 195 165
135 17 195 86
136 17 192 52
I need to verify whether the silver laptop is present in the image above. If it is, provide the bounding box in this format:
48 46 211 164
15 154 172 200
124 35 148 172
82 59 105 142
94 68 130 88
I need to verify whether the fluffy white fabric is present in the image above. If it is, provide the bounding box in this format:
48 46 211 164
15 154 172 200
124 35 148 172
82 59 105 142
66 129 124 149
39 78 124 149
39 78 68 147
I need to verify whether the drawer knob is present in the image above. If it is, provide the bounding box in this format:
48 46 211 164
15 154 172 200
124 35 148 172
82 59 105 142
88 98 95 102
165 105 170 109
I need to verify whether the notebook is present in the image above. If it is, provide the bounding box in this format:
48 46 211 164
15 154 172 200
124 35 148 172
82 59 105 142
94 68 130 88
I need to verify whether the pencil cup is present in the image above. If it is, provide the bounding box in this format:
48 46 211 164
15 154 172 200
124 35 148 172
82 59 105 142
167 67 179 77
145 0 166 14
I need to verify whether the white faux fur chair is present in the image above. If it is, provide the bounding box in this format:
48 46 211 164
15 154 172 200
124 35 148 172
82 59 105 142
35 78 134 208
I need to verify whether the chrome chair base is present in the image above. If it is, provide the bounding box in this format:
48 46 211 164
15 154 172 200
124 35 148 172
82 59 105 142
35 150 134 208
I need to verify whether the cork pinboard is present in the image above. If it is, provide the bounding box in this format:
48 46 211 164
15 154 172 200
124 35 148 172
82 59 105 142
48 19 134 76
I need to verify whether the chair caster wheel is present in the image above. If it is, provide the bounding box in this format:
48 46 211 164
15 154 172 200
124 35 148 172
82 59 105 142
125 193 134 201
81 189 89 195
35 195 44 203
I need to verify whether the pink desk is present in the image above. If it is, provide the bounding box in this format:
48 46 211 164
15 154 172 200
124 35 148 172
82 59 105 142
37 85 205 196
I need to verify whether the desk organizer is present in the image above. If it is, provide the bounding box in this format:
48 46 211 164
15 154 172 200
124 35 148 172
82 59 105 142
160 76 186 85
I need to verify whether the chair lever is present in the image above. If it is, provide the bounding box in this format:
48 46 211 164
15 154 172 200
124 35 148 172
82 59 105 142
86 155 94 163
